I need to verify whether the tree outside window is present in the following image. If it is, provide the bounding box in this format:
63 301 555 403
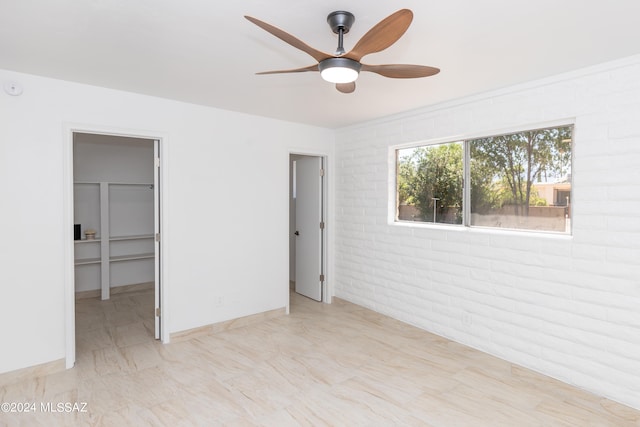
396 125 573 233
397 142 463 224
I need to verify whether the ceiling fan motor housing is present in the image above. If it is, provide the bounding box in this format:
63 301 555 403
327 11 355 34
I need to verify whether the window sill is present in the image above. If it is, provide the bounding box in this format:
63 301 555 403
391 220 573 240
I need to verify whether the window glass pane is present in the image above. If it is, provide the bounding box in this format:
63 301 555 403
469 126 572 233
397 142 463 224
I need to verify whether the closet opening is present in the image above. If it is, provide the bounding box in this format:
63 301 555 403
71 132 162 364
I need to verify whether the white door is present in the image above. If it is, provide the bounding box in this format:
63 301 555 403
295 156 324 301
153 140 161 339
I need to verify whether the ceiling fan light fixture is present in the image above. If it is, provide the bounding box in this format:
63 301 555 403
318 58 362 84
247 9 439 94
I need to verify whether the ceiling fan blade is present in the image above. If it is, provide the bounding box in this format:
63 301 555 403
256 64 318 75
361 64 440 79
245 15 332 63
344 9 413 62
336 82 356 94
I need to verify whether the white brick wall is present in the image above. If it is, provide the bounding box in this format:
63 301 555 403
334 55 640 409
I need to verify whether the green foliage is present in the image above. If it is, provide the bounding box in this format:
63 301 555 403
470 126 571 215
494 177 548 207
469 156 500 214
397 143 463 223
397 157 417 205
397 125 572 222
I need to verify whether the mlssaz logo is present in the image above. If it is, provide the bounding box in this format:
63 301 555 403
40 402 89 413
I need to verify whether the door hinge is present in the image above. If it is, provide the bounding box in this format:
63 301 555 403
155 157 160 168
155 307 161 317
320 274 325 282
320 168 325 177
320 221 325 230
155 233 160 242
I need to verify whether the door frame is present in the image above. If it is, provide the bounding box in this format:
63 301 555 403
288 150 332 313
62 123 170 369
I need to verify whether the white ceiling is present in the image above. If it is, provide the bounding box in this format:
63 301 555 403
2 1 640 128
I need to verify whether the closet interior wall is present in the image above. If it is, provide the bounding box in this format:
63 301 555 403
73 133 155 297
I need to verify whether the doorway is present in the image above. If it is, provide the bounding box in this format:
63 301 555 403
65 128 165 369
290 154 326 302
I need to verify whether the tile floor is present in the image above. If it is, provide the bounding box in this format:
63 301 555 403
0 288 638 426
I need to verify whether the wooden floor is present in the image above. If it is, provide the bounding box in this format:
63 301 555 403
1 288 639 426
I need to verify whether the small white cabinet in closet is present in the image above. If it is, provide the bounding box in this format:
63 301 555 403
74 181 154 299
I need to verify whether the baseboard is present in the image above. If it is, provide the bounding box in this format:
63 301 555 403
75 282 153 300
170 307 286 343
0 358 65 388
330 296 356 306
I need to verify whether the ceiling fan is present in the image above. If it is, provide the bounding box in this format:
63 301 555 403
245 9 440 94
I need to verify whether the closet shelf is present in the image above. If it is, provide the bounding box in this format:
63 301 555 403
110 253 155 263
75 257 101 266
77 254 154 265
75 238 101 244
74 181 152 186
76 252 154 265
109 234 154 241
77 235 155 242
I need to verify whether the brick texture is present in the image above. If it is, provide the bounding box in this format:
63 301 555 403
334 56 640 409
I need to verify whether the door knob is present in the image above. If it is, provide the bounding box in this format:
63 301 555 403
294 231 299 236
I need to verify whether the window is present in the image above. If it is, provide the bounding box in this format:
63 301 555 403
396 125 573 233
397 141 463 224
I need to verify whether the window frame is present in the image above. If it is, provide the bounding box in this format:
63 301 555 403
392 121 574 235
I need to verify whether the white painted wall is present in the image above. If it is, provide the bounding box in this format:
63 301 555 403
0 69 333 374
334 56 640 409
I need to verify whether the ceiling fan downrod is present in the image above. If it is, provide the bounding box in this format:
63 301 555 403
327 11 355 56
